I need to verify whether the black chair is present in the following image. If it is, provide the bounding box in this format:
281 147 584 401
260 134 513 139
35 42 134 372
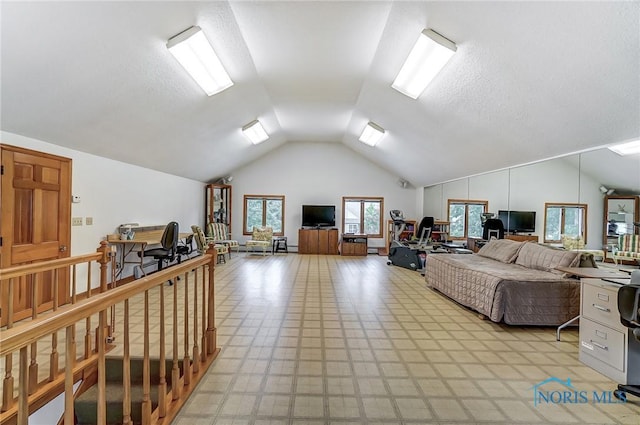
482 218 505 240
139 221 179 273
614 271 640 401
176 233 194 264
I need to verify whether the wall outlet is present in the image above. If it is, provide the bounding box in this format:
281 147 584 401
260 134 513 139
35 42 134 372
85 217 93 225
72 217 83 226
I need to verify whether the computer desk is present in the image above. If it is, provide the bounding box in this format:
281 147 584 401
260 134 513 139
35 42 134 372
109 231 192 280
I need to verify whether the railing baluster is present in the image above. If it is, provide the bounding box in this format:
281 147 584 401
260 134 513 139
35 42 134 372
64 326 74 425
141 290 151 424
192 267 199 374
172 280 180 401
28 274 39 395
122 299 132 425
158 284 167 418
50 268 60 382
97 309 106 425
2 278 15 412
17 347 28 425
183 272 191 386
85 262 92 359
200 266 206 363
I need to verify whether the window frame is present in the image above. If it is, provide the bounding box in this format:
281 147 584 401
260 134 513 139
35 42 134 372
243 194 285 236
543 202 588 244
341 196 384 238
447 199 489 240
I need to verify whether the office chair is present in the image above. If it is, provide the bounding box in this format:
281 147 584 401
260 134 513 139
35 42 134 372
614 271 640 401
139 221 179 273
176 233 194 264
482 218 505 240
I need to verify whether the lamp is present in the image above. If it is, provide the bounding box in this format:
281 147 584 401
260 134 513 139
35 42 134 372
359 122 385 146
392 29 457 99
608 140 640 156
242 120 269 145
167 26 233 96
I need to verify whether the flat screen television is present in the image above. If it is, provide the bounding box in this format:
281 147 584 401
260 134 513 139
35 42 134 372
302 205 335 228
498 210 536 233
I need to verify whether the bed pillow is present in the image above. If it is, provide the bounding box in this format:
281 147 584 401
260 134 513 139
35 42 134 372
514 242 581 275
477 239 524 263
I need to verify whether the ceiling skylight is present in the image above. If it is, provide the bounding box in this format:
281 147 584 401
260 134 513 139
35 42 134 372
392 29 457 99
242 120 269 145
167 26 233 96
608 140 640 156
359 122 385 147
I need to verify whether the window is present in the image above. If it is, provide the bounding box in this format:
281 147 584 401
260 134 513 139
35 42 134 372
243 195 285 235
448 199 488 239
544 203 587 243
342 197 384 237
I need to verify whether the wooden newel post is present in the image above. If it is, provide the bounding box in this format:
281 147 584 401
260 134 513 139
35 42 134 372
205 243 217 355
97 241 110 293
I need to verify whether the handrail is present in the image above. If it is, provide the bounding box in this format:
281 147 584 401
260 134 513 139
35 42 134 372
0 242 220 425
0 252 103 280
0 256 210 356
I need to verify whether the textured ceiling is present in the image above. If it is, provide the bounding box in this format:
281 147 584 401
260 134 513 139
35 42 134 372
1 1 638 186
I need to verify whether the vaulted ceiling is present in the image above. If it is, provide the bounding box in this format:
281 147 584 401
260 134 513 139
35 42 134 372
1 1 638 187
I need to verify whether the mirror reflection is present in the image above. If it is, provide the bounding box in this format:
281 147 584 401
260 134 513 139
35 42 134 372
422 146 640 261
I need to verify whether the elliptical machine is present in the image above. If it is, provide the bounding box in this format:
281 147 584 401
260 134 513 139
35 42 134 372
387 210 421 271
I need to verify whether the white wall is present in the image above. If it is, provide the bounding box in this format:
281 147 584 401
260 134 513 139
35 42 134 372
422 154 605 249
2 131 205 289
229 142 418 250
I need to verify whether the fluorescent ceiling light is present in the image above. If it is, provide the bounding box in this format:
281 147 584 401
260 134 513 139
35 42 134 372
359 122 385 147
392 28 457 99
242 120 269 145
608 140 640 156
167 26 233 96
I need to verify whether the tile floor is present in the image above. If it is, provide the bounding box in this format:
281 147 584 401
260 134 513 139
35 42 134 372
169 253 640 425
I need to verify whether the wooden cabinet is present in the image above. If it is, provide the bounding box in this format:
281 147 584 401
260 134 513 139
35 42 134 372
505 234 538 242
205 184 231 230
298 228 339 254
341 234 368 256
579 278 640 384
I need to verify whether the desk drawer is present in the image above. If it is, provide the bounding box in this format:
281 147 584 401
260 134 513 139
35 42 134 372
580 318 625 372
582 281 618 326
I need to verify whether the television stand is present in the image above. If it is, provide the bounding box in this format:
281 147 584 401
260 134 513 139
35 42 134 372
298 228 339 254
505 234 538 242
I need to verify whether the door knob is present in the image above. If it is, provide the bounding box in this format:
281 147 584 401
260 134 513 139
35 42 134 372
59 245 67 252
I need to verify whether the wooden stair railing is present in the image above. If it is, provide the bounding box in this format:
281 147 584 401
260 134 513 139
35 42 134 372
0 242 220 425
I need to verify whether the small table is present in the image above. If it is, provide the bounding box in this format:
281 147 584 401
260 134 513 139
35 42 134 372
554 266 630 341
272 236 288 254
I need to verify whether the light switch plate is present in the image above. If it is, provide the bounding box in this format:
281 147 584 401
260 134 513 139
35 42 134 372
72 217 83 226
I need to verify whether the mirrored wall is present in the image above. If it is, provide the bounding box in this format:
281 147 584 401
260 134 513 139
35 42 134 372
423 147 640 251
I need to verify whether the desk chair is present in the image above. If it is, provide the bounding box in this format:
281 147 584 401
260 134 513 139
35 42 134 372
482 218 505 240
176 234 194 264
139 221 179 272
614 271 640 401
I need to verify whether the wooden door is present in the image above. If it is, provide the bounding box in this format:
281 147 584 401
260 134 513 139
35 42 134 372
1 144 72 326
